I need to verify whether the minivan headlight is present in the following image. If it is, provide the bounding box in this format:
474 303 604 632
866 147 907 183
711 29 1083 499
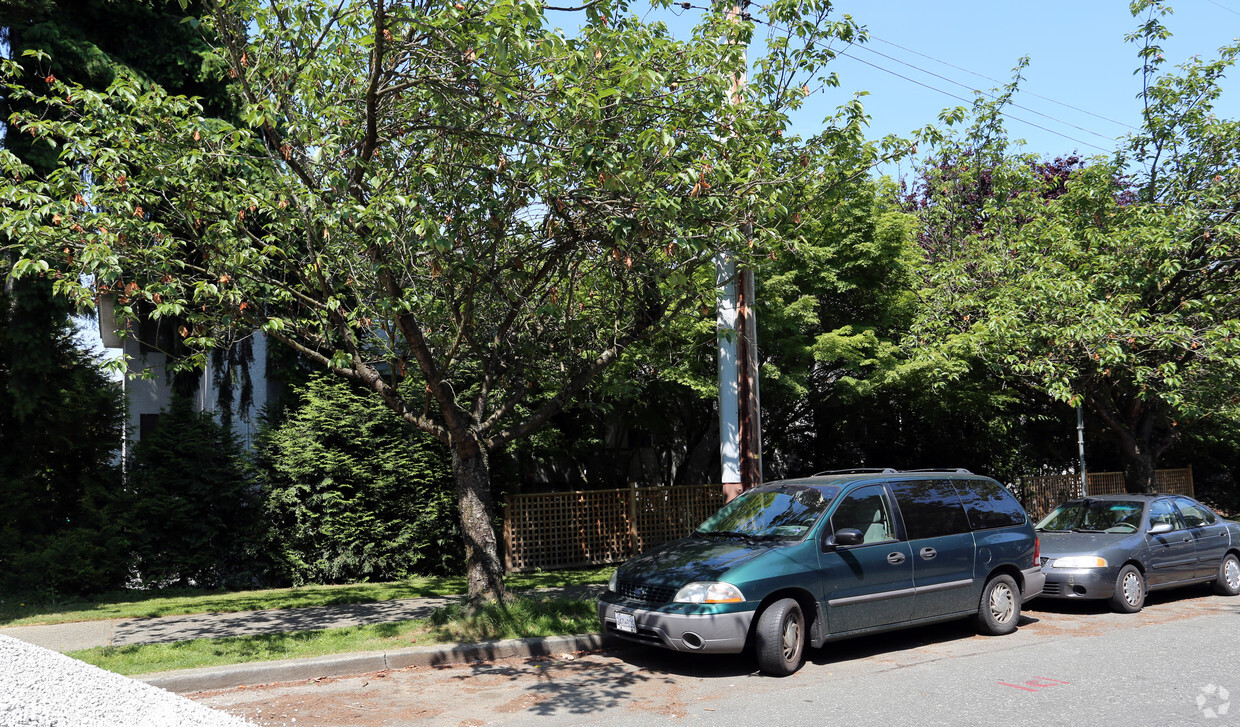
608 569 619 593
1052 556 1108 568
673 581 745 604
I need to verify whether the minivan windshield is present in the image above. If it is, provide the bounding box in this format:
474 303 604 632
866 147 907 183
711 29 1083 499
696 485 838 541
1035 499 1145 534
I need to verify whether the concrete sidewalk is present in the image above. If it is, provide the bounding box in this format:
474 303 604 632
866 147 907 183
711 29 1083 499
0 584 610 693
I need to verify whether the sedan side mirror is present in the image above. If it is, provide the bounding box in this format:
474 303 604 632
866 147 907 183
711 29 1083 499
825 528 864 550
1147 522 1173 536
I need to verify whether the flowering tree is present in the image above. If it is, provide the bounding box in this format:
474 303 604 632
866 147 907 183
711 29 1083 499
2 0 864 600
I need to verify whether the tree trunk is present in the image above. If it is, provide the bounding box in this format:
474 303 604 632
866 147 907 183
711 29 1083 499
450 438 510 605
1087 394 1175 494
1121 444 1158 494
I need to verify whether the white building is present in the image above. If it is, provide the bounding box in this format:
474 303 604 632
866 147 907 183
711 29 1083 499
97 296 274 448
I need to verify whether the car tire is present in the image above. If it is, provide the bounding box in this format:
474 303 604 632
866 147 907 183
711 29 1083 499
1214 553 1240 596
755 598 805 676
1110 564 1145 613
976 574 1020 635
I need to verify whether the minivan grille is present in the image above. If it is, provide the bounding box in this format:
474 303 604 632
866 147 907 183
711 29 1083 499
616 581 676 606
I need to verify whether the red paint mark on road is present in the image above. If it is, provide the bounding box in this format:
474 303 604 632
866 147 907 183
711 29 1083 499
999 677 1071 692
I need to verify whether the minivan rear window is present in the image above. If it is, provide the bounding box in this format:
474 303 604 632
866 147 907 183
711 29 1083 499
953 479 1027 530
697 485 838 541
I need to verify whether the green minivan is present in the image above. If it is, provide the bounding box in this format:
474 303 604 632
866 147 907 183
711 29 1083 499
597 469 1044 675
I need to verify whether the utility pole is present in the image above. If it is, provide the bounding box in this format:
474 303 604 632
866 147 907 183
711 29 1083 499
1077 404 1088 497
718 0 761 502
737 260 762 490
717 253 741 500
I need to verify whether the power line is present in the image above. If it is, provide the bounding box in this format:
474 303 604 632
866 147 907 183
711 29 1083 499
1205 0 1240 17
666 1 1123 153
866 35 1139 131
844 43 1121 142
836 51 1113 153
754 24 1117 152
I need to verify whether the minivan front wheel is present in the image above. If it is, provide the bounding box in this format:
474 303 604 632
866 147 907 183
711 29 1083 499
976 574 1020 635
755 598 805 676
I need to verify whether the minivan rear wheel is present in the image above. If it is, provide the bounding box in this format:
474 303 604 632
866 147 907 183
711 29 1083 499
755 598 805 676
976 574 1020 635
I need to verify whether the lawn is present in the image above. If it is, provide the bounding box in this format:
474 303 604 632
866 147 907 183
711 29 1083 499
0 567 613 627
67 596 601 676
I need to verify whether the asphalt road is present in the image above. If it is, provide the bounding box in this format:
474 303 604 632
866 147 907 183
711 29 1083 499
192 587 1240 727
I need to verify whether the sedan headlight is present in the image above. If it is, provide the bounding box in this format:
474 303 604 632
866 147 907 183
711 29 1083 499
673 581 745 604
1052 556 1109 568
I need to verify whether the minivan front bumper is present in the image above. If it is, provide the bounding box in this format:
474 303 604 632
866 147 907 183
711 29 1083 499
597 596 754 654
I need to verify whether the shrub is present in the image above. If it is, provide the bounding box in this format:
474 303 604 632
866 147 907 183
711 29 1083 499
0 308 130 598
256 373 461 584
123 397 269 588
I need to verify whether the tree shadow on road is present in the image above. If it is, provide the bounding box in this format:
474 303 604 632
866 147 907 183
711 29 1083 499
453 648 678 717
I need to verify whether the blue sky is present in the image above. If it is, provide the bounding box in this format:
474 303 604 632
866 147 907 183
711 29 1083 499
794 0 1240 177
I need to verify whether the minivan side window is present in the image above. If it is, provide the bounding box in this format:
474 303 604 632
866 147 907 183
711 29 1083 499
830 485 898 545
888 480 970 540
952 478 1026 530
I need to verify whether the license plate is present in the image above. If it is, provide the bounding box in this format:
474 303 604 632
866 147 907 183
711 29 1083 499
615 611 637 634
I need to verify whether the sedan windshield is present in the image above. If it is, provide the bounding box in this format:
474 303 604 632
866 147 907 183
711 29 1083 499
697 485 838 541
1036 499 1145 533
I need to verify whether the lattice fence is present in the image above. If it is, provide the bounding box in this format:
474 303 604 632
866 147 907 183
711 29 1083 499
503 483 727 572
1016 467 1194 521
1152 467 1195 496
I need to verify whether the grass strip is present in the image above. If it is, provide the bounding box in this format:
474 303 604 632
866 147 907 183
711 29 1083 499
68 596 599 676
0 567 612 627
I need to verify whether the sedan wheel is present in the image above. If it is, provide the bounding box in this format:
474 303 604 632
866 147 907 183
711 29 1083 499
1214 553 1240 597
1110 564 1145 613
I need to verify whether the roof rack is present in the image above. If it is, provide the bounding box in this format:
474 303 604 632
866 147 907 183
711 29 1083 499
811 468 899 476
901 468 974 474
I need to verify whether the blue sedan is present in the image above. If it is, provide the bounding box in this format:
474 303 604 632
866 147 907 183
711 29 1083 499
1036 493 1240 612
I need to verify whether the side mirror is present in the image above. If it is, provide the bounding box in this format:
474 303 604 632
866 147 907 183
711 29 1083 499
1147 522 1173 536
825 528 864 550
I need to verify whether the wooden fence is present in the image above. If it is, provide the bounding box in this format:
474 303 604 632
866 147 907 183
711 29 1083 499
503 468 1197 571
503 483 726 572
1016 467 1194 521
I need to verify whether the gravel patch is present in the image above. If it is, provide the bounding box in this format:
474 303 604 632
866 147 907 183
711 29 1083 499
0 635 252 727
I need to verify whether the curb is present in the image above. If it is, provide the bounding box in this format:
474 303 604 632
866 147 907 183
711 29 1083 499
137 633 610 694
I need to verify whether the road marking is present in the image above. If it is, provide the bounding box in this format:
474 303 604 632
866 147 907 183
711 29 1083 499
999 676 1071 692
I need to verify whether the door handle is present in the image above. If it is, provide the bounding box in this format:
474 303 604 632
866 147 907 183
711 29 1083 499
920 547 937 560
887 552 906 565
